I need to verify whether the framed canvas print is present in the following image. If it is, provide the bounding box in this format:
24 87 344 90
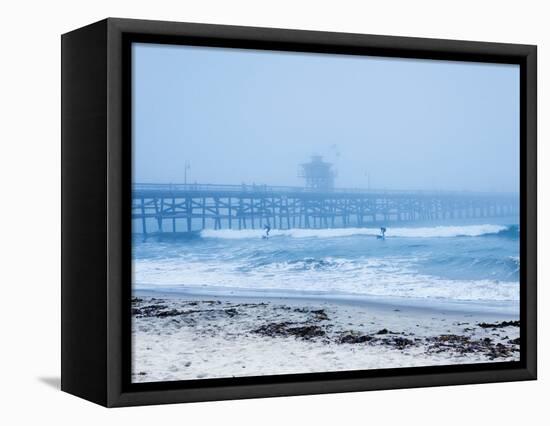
61 18 537 407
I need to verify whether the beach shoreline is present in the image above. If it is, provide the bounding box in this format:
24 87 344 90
131 290 520 383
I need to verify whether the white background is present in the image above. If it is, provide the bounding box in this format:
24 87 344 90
0 0 546 424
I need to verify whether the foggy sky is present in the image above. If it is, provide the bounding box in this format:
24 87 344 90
132 43 519 193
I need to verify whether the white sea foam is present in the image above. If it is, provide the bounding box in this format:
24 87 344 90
200 224 508 240
133 254 519 302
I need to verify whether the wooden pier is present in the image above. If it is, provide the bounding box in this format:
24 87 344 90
132 183 519 234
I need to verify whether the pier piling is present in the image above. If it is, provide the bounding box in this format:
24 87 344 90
132 183 518 234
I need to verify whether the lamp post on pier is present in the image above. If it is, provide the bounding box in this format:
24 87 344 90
184 161 191 185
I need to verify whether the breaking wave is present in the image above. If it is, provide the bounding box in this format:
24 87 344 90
201 224 510 240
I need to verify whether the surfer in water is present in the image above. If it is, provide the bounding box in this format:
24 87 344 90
377 227 387 240
263 224 271 239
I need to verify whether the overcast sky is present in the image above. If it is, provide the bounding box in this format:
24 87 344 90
132 43 519 193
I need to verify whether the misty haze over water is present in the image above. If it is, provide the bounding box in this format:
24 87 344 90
132 43 519 194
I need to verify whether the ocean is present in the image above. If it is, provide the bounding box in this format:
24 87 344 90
132 219 520 310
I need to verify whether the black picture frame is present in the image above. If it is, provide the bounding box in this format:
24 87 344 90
61 17 537 407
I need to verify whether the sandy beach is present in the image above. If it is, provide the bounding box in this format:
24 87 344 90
131 291 520 383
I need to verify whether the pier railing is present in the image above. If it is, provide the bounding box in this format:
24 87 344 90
133 183 514 197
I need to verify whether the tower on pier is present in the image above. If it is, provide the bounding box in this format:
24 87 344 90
299 155 335 191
